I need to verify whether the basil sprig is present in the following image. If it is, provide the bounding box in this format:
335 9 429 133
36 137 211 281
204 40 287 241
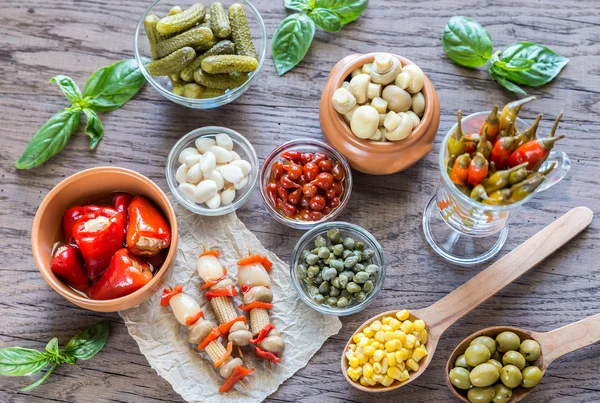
273 0 368 75
15 59 147 169
441 16 568 94
0 321 109 391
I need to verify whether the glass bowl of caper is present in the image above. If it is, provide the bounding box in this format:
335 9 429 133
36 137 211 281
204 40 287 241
290 222 386 316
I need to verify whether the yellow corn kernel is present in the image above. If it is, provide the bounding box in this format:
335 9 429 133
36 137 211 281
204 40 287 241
375 331 385 343
406 358 419 372
387 352 397 367
359 376 369 387
413 346 428 363
358 355 367 365
363 362 374 378
347 367 362 381
414 319 426 332
394 339 403 350
363 327 374 338
382 316 392 325
419 329 428 344
394 330 407 343
370 320 382 331
363 346 375 356
370 341 381 350
397 361 406 371
384 331 395 341
401 348 412 361
355 346 364 358
381 358 389 374
345 351 354 360
396 309 410 321
348 343 357 351
399 369 410 381
389 318 401 330
406 334 417 346
387 366 402 380
384 340 397 353
348 356 359 368
369 357 375 364
373 349 385 362
373 373 384 384
400 320 414 334
353 332 365 343
395 351 404 363
381 375 395 386
382 324 393 332
365 376 376 386
359 337 370 347
373 362 382 374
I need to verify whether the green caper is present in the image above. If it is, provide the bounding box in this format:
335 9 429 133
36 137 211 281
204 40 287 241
353 263 365 273
363 280 374 293
314 274 323 285
346 282 361 293
365 264 379 275
311 247 320 254
355 241 365 251
307 265 320 278
343 237 356 249
344 256 358 268
469 363 499 387
329 286 340 297
305 254 319 265
499 364 522 388
318 246 330 259
326 296 338 306
331 277 341 288
303 277 314 285
353 250 363 262
340 289 351 298
470 336 497 355
338 274 349 288
327 228 341 243
321 267 337 281
492 383 512 403
362 249 375 260
341 270 355 279
467 386 495 403
455 354 470 369
318 281 329 295
521 366 542 388
297 264 307 279
449 367 471 390
356 291 367 301
337 296 349 308
330 259 344 272
315 235 327 248
342 249 354 259
502 350 526 370
353 271 370 284
313 294 325 304
333 244 344 256
308 285 319 296
519 339 541 362
465 344 491 367
495 331 520 353
300 249 310 260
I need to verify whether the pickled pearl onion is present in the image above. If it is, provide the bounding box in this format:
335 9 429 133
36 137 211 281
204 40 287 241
196 255 225 281
238 263 271 288
169 293 202 326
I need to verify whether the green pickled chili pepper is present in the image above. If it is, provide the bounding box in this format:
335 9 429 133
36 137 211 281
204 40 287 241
483 163 529 194
549 111 563 138
480 105 499 143
488 161 497 177
514 113 542 149
448 110 467 157
508 166 528 185
509 174 546 203
470 184 489 201
499 96 536 132
476 126 493 160
527 162 556 179
483 188 512 205
447 155 457 177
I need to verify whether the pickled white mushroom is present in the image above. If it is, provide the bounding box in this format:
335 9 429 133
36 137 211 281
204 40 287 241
367 83 381 99
370 53 402 85
350 67 362 78
369 129 383 141
350 105 380 139
332 88 357 114
176 164 188 184
378 113 387 126
238 263 271 287
371 97 388 114
178 147 199 164
215 133 234 151
349 74 370 104
384 113 413 141
196 254 224 281
343 105 358 125
412 91 426 117
382 85 412 113
401 64 425 94
405 110 421 127
341 81 352 92
362 63 373 74
169 293 201 325
384 111 402 131
195 137 216 153
194 180 218 203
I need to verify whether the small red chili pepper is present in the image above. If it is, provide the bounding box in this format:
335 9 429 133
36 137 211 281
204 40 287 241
277 186 288 202
255 346 281 363
277 198 297 217
270 161 286 181
311 152 327 164
200 249 220 258
126 196 171 258
62 205 103 243
280 150 301 163
288 188 303 205
467 152 489 187
218 366 254 393
205 285 238 300
463 133 479 154
160 284 183 306
238 301 274 312
450 154 471 185
507 134 566 170
218 315 247 335
113 192 134 215
490 136 516 170
287 162 303 180
185 311 204 326
250 323 275 344
50 244 89 291
313 172 334 190
197 327 221 350
279 175 300 189
265 183 278 206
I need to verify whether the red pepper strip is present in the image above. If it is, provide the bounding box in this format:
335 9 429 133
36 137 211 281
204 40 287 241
218 315 247 335
213 341 233 369
197 328 221 350
261 257 273 271
160 284 183 306
185 311 204 326
255 346 281 363
206 285 238 300
219 366 254 393
250 323 274 344
241 284 252 294
238 301 274 312
200 249 220 257
201 275 226 290
237 254 272 271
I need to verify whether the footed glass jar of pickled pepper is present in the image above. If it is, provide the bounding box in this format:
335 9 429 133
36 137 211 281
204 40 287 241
422 111 570 265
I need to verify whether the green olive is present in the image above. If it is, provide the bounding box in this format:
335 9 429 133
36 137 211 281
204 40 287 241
465 344 492 367
469 363 499 387
455 354 470 369
495 331 520 353
492 383 512 403
500 364 522 388
470 336 497 355
519 339 541 362
502 350 526 370
487 359 503 373
467 386 495 403
521 366 543 388
449 367 471 390
491 351 502 361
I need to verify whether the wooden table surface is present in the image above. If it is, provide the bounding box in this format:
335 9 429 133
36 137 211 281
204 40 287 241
1 0 599 402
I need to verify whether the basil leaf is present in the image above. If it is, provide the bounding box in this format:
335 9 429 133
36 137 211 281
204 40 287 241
314 0 368 25
489 63 527 95
272 13 316 76
284 0 312 12
44 338 60 358
0 348 51 377
83 59 146 113
83 108 104 149
63 321 109 361
442 16 493 68
493 42 568 87
309 8 341 32
21 363 58 392
15 109 81 169
50 75 83 105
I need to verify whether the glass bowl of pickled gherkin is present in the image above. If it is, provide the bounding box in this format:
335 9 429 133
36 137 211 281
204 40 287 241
134 0 267 108
290 222 386 316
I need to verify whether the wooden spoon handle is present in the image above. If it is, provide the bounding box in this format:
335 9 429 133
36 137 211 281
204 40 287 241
419 206 593 336
534 312 600 367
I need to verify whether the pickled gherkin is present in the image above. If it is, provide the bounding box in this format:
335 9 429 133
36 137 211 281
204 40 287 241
194 37 217 54
144 14 162 60
156 26 214 59
180 40 235 81
228 3 257 59
193 70 248 90
156 3 206 36
201 55 258 74
210 2 231 39
148 47 196 76
173 85 185 96
168 6 182 16
182 84 225 99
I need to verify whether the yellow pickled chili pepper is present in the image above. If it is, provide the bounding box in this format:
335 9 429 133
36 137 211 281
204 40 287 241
488 161 497 177
499 96 536 132
526 162 556 180
509 174 546 203
448 110 468 157
513 113 543 149
476 126 493 160
483 188 512 205
508 166 529 185
470 184 489 202
447 155 457 177
480 105 499 143
483 163 529 194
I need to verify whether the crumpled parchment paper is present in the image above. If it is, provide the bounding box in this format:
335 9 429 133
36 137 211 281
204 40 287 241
120 198 342 403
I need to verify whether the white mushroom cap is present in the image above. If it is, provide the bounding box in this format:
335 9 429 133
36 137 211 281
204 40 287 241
350 105 380 139
382 85 412 113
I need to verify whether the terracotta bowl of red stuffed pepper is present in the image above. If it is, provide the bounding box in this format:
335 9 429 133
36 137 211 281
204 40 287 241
31 167 178 312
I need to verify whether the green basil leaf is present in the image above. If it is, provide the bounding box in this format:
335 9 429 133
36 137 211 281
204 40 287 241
50 75 83 105
82 108 104 149
63 321 109 361
21 363 58 392
272 13 316 76
83 59 146 113
493 42 568 87
284 0 312 12
15 108 81 170
0 348 51 377
44 338 60 358
489 63 527 95
442 16 493 68
309 8 341 32
314 0 368 25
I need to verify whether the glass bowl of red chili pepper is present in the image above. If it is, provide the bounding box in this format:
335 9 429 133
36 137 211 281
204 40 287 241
259 139 353 229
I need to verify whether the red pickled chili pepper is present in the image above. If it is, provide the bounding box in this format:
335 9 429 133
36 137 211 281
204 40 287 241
205 285 238 300
302 183 318 197
288 188 303 205
313 172 334 190
318 159 333 172
300 152 313 164
238 301 273 312
490 136 516 170
331 163 344 181
309 210 324 221
287 163 303 180
277 198 297 217
279 175 300 189
309 195 326 211
213 341 233 369
311 152 327 164
126 196 171 258
200 249 220 258
303 162 319 181
265 183 278 206
467 152 490 187
255 346 281 363
270 161 286 181
88 248 153 300
219 366 254 393
479 105 499 143
277 186 288 202
250 323 275 344
463 133 479 154
280 150 301 163
197 327 221 350
450 154 471 185
62 205 103 243
50 244 89 291
113 192 134 215
72 206 125 279
506 134 566 170
160 284 183 306
201 275 226 290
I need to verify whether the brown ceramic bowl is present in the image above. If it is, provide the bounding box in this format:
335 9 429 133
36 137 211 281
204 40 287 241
31 167 178 312
320 53 440 175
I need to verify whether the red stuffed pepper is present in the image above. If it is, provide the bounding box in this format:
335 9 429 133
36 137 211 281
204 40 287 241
72 206 126 279
50 244 89 291
62 205 103 243
88 248 153 300
126 196 171 257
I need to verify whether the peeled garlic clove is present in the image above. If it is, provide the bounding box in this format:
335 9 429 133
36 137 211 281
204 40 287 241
215 133 234 151
176 164 189 184
221 186 236 205
195 137 216 153
206 193 221 209
209 145 233 163
220 165 244 184
234 176 249 190
230 150 241 161
229 160 252 176
205 170 225 191
186 162 203 183
184 154 203 168
178 183 196 201
200 151 216 173
195 180 218 203
178 147 199 164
